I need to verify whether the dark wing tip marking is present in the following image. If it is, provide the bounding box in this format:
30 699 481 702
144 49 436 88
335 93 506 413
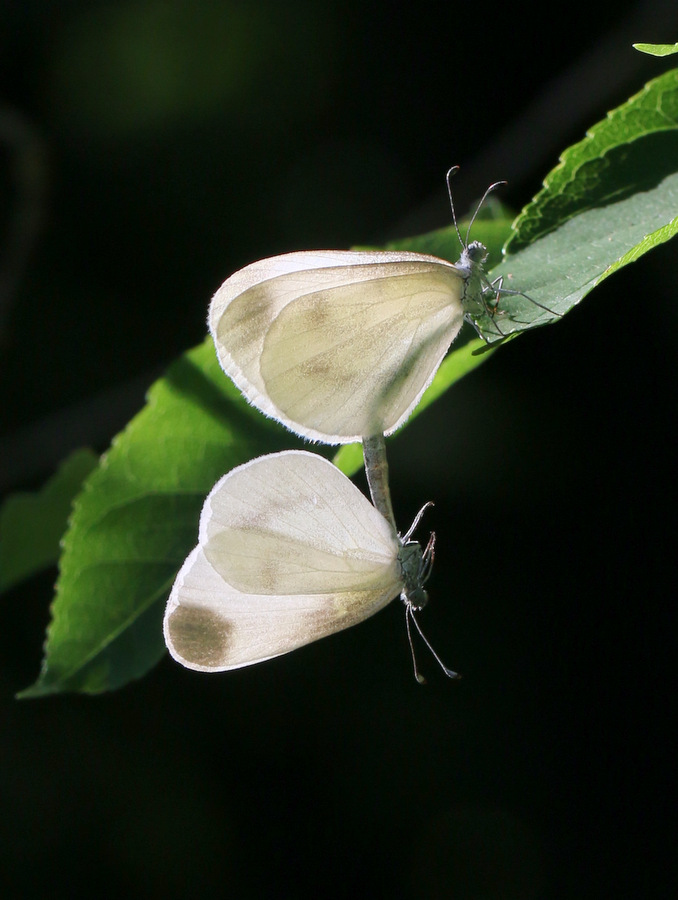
168 605 234 669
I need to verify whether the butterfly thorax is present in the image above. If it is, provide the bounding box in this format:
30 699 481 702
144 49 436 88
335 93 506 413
456 240 489 319
398 540 429 611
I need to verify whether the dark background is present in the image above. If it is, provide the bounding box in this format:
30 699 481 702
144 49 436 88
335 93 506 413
2 2 677 897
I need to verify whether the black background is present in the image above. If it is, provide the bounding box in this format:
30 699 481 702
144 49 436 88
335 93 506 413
2 2 677 898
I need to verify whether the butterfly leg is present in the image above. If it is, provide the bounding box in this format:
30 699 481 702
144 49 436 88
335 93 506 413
489 275 563 324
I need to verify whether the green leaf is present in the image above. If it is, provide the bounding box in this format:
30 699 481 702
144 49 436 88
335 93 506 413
0 449 99 593
633 43 678 57
467 70 678 343
385 71 678 345
18 340 301 698
477 157 678 344
507 70 678 252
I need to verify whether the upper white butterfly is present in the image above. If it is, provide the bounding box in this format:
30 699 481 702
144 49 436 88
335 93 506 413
209 244 488 443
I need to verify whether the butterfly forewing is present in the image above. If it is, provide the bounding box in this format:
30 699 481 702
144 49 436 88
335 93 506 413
202 451 400 595
164 451 405 672
165 546 397 671
259 266 463 439
209 250 466 443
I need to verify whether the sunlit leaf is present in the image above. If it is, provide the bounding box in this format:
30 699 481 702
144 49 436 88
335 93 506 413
633 43 678 58
0 449 98 593
18 342 298 697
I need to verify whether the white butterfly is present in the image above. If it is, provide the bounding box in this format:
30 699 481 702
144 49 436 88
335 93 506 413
208 244 488 444
163 450 457 680
209 168 561 444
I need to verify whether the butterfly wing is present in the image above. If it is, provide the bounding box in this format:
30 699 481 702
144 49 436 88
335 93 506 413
164 451 402 671
164 546 396 671
209 250 465 443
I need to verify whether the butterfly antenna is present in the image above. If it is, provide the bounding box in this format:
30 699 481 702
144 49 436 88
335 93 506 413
405 606 427 684
445 165 464 249
464 179 507 247
446 166 509 249
408 606 461 681
401 501 434 543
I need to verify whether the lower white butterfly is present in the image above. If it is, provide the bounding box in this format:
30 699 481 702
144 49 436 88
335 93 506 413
164 450 458 681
